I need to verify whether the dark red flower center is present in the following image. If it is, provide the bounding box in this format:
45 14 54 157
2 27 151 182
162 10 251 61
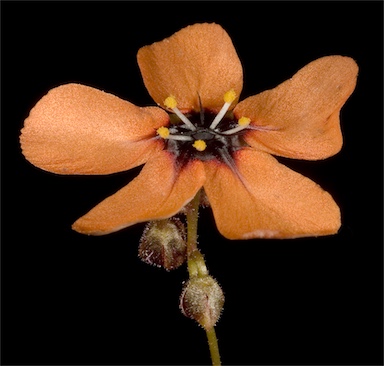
164 111 248 165
156 91 251 166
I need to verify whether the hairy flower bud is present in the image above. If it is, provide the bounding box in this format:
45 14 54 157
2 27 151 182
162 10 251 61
179 276 225 330
138 218 187 270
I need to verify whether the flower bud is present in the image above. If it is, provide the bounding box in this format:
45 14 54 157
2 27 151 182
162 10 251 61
138 218 187 271
179 276 224 330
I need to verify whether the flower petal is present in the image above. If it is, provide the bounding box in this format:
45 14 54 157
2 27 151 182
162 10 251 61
20 83 169 175
72 152 206 235
234 56 358 160
137 23 243 113
203 148 341 239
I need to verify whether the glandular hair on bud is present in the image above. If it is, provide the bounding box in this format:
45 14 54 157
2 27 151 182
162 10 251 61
179 276 225 330
138 218 187 271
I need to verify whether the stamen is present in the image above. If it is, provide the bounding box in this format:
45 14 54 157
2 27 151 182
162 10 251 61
169 135 194 141
192 140 207 152
164 96 196 131
209 89 237 130
157 126 170 139
238 117 251 126
157 126 193 141
221 116 251 135
223 89 237 104
164 96 178 109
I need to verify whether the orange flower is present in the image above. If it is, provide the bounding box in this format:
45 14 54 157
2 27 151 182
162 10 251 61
20 23 358 239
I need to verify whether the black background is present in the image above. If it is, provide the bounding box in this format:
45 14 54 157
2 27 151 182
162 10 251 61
2 1 383 365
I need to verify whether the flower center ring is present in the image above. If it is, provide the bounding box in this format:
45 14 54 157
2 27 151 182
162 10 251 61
156 90 251 163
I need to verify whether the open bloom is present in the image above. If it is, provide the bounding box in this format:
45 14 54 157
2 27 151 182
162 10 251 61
20 23 358 239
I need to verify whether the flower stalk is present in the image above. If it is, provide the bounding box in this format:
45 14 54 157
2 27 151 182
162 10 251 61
186 190 200 257
184 190 222 366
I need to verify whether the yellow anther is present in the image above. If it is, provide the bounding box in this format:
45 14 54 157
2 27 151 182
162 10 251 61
210 89 238 130
220 116 252 135
163 95 196 131
157 126 170 139
238 117 251 126
192 140 207 152
223 89 237 104
164 96 177 109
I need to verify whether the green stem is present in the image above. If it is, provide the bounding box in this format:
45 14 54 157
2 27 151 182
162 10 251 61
206 326 221 366
185 190 222 366
186 190 200 257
